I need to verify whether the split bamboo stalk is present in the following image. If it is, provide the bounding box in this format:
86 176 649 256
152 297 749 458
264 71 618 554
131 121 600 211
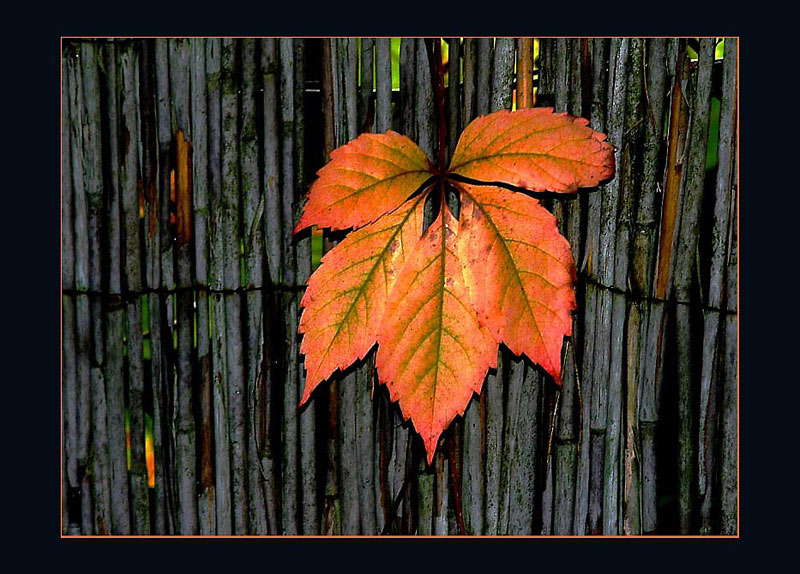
400 38 416 142
673 38 715 534
624 304 642 535
61 50 71 529
79 42 112 535
218 40 248 535
446 38 461 163
206 37 233 535
617 40 645 536
613 38 646 536
643 39 691 537
589 38 622 535
476 38 493 117
221 38 249 535
586 37 628 535
150 38 175 535
293 38 319 536
553 343 578 534
62 46 80 535
699 38 736 534
632 38 669 297
433 450 450 535
100 42 131 534
601 37 634 536
575 38 608 535
516 38 534 110
462 38 477 128
260 38 281 534
118 41 150 534
490 38 514 115
67 45 94 534
359 38 375 133
376 38 392 135
718 38 738 537
631 37 669 536
239 38 268 535
720 189 737 535
291 39 320 534
501 362 541 534
168 38 200 536
280 37 300 535
539 38 553 98
190 38 216 536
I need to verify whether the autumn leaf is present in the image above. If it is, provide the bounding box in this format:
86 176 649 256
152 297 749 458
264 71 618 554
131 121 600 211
294 130 434 233
448 107 614 193
456 182 576 384
295 106 614 464
376 204 497 462
298 194 427 401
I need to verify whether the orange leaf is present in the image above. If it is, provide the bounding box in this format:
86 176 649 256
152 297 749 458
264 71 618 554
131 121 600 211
295 101 615 465
295 131 435 233
448 108 614 193
376 206 497 463
298 194 427 402
457 182 576 383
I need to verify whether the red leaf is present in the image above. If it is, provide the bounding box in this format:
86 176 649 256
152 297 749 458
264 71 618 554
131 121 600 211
295 131 434 233
448 108 614 193
376 206 496 463
457 182 576 383
295 105 614 464
298 195 427 402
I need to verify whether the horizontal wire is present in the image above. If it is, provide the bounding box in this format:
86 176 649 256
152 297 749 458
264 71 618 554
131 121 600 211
61 277 737 315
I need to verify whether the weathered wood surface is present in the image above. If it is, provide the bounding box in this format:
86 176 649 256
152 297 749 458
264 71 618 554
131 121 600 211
61 37 738 535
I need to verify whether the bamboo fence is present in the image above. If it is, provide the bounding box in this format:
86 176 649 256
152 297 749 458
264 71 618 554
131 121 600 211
61 37 738 535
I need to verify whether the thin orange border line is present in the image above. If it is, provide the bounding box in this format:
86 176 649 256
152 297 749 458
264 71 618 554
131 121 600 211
59 36 741 540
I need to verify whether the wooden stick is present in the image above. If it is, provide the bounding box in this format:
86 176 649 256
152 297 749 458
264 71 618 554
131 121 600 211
375 38 392 135
206 37 233 535
238 38 269 536
168 38 200 536
718 38 738 536
62 44 80 534
118 41 150 534
100 41 131 535
279 38 301 535
189 38 216 536
140 39 171 535
699 38 736 534
674 38 715 534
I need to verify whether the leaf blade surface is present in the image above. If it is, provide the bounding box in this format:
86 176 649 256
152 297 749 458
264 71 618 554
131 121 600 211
457 182 576 383
295 131 434 233
376 206 497 463
448 107 614 193
299 195 427 402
